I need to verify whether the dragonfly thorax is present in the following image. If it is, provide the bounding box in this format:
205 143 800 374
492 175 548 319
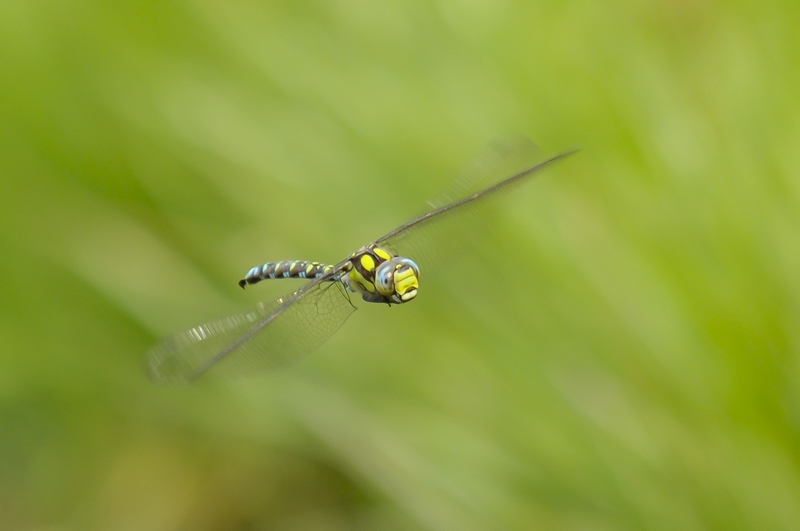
342 244 419 305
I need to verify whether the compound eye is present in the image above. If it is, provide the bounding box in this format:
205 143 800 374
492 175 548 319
374 262 394 296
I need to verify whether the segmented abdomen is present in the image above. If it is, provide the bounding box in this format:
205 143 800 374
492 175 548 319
239 261 335 288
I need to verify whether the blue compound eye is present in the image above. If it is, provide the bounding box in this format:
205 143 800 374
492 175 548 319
374 262 394 295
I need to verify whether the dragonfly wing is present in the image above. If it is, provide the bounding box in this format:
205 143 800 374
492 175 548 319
376 145 578 275
426 136 541 210
147 278 356 382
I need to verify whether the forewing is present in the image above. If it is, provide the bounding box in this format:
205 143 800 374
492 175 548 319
377 143 577 275
426 136 541 209
147 279 356 382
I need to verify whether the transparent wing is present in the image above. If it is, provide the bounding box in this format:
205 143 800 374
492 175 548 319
426 136 541 210
147 278 356 383
376 143 578 274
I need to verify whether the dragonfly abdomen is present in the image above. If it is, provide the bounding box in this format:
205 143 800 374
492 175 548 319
239 260 335 288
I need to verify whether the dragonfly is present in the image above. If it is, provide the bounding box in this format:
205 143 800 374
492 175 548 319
147 140 577 382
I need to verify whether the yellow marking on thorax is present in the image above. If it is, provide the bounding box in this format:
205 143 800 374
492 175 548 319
360 254 375 271
348 268 375 293
374 246 392 261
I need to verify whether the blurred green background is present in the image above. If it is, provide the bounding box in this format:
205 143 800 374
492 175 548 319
2 1 799 530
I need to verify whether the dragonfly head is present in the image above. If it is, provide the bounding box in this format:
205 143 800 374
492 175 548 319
375 257 420 304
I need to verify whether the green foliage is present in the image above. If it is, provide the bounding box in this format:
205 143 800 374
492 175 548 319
1 1 799 529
